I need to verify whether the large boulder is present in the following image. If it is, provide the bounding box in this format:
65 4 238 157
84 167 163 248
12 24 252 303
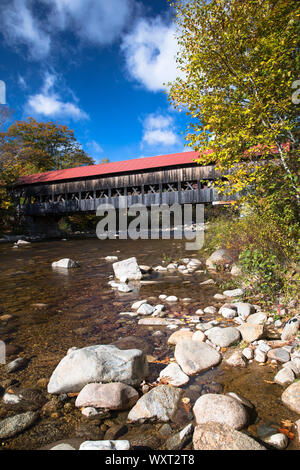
112 257 142 282
206 249 233 270
239 324 264 343
174 339 221 376
193 422 266 450
127 385 183 423
75 382 139 410
47 345 148 394
193 394 249 430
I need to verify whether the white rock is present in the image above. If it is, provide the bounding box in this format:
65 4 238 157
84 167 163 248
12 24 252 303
264 433 289 450
16 239 31 245
131 299 147 310
221 308 237 319
117 283 133 293
192 331 206 343
47 345 148 393
247 312 267 325
81 407 99 417
204 306 217 315
159 363 189 387
200 279 215 285
254 349 267 363
119 312 138 317
105 256 118 262
51 444 75 450
274 368 295 385
112 257 142 282
52 258 79 269
195 309 204 315
137 303 154 315
165 296 178 302
206 327 241 348
242 347 254 360
223 289 244 297
235 303 254 320
214 294 226 300
174 339 221 376
128 385 183 422
281 317 300 341
80 441 130 450
159 294 167 300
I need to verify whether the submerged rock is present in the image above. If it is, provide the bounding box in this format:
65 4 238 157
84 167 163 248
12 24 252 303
52 258 79 268
47 345 148 394
0 411 39 439
79 440 130 450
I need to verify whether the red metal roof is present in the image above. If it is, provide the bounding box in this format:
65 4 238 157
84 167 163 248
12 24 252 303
17 151 200 185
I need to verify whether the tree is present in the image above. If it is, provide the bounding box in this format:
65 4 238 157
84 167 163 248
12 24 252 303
0 117 95 232
168 0 300 228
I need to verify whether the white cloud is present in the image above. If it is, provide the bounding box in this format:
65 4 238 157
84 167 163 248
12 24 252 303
85 140 103 156
122 17 182 92
142 113 180 147
26 72 89 121
47 0 134 45
0 0 50 59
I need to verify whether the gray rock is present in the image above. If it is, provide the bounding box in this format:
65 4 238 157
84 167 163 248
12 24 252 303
51 443 75 450
220 307 237 319
0 411 39 438
206 327 241 348
274 368 295 386
168 329 193 345
79 440 130 450
117 283 133 293
193 422 266 450
204 306 217 314
223 288 244 298
137 303 154 315
113 257 142 282
254 349 267 363
247 312 267 325
267 348 290 363
242 347 254 360
138 318 168 326
174 339 221 376
47 345 148 394
127 385 183 423
165 423 193 450
6 357 28 373
235 303 254 320
131 299 147 310
75 382 139 410
225 351 247 367
193 393 249 430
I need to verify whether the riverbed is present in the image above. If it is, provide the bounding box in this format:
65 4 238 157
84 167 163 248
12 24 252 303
0 238 299 450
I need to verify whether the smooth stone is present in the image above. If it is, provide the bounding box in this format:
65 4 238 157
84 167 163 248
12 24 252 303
239 324 264 343
247 312 267 325
274 368 295 386
281 381 300 414
52 258 79 268
204 306 217 314
119 312 138 317
51 443 75 450
214 294 226 300
283 360 300 377
117 283 133 293
220 307 237 319
79 440 130 450
193 422 265 450
192 331 206 342
168 329 193 345
159 363 189 387
223 288 244 297
131 299 147 310
113 257 142 282
193 394 249 430
75 382 139 410
200 279 215 285
165 296 178 302
267 348 290 363
174 339 221 376
231 264 243 276
105 256 118 262
6 357 28 373
0 411 39 438
205 327 241 348
254 349 267 363
242 347 254 360
235 303 255 320
138 318 167 326
127 385 183 423
81 407 99 417
47 345 148 393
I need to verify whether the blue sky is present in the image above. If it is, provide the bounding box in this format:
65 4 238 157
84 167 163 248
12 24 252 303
0 0 190 164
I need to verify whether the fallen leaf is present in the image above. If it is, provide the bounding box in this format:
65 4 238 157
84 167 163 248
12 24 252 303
278 428 294 439
67 392 79 398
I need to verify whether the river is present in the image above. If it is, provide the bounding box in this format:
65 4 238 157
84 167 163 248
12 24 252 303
0 238 299 449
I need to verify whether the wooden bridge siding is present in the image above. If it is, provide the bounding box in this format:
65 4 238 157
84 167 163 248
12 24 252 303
19 188 220 215
17 164 217 199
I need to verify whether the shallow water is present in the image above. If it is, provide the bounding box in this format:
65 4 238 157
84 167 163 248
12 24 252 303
0 238 299 450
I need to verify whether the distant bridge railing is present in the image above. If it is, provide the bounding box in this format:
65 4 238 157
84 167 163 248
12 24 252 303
19 188 232 216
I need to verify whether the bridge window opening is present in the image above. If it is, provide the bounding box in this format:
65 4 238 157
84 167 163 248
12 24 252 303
112 188 125 197
182 180 198 191
162 183 178 192
96 189 108 199
144 184 159 194
127 186 141 196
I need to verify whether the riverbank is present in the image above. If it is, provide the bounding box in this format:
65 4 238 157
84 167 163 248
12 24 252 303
0 238 299 450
